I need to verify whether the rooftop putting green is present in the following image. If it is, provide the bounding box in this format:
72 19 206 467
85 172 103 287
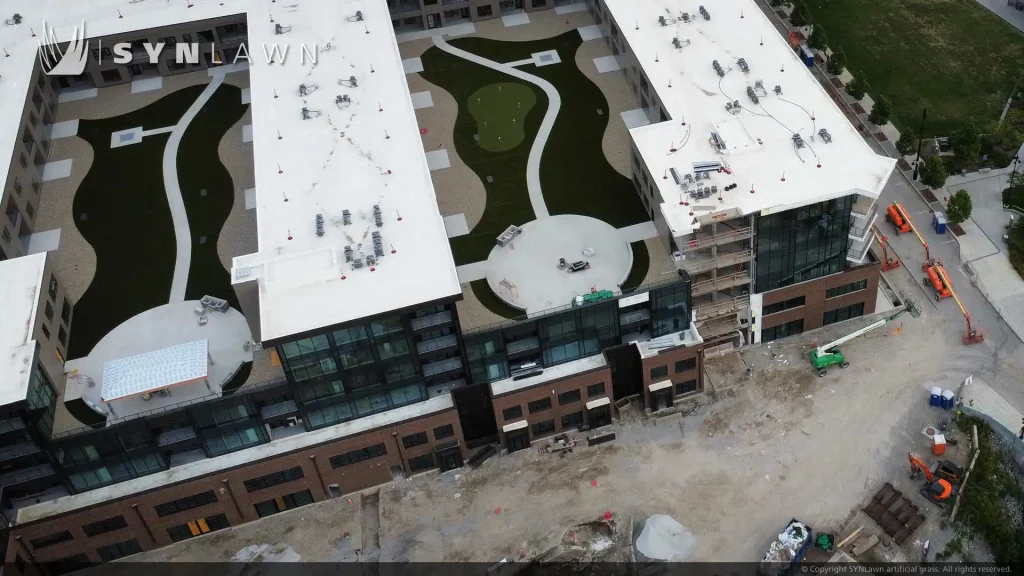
468 82 536 153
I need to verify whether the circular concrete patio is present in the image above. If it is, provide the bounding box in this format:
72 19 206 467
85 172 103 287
484 215 632 314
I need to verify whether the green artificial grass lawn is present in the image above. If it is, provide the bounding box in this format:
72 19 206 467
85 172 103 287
469 82 537 152
803 0 1024 135
621 241 650 292
422 31 649 265
420 51 544 265
69 84 248 359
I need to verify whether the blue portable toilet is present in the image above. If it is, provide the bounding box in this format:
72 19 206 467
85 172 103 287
932 212 947 235
940 389 956 410
798 44 815 67
930 387 942 407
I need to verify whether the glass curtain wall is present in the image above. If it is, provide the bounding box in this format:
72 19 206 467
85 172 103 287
278 311 446 431
53 420 167 492
754 196 854 293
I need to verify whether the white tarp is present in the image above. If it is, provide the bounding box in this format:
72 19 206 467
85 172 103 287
101 339 209 401
636 514 697 561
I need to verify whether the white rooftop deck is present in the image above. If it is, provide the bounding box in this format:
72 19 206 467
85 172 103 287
17 393 455 524
0 0 459 345
489 354 608 397
603 0 896 237
0 253 46 407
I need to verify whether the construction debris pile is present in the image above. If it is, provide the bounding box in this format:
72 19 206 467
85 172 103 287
761 520 810 569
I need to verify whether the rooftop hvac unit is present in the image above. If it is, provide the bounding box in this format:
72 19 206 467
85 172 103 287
366 254 377 266
344 245 354 262
672 37 681 49
746 86 759 104
712 60 725 78
699 5 710 20
670 167 684 185
315 214 325 237
774 85 782 95
725 100 741 115
818 128 832 143
693 160 723 173
792 134 805 148
681 13 690 23
352 257 363 269
342 209 352 225
275 23 292 35
709 131 727 152
372 204 383 227
336 94 351 108
659 16 668 26
737 58 749 73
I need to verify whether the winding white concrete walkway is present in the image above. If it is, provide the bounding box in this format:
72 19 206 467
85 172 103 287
164 73 225 302
432 36 559 219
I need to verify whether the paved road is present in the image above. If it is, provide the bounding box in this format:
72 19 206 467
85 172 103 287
876 171 1024 411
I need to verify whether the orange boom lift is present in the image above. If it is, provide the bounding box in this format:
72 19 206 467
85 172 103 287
927 264 985 345
888 202 938 270
871 224 900 272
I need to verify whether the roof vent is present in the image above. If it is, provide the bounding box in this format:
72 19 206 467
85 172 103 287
792 134 805 149
774 85 782 95
818 128 832 143
712 60 725 78
737 58 749 73
699 6 710 20
709 132 727 152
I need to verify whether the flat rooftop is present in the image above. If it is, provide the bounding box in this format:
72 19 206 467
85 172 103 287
604 0 896 237
0 0 459 345
17 393 455 524
0 252 46 407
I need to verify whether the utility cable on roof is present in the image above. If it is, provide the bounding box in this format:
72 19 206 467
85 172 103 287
718 71 767 117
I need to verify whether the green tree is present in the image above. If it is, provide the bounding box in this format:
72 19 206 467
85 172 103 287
868 95 892 126
826 47 846 75
921 154 948 189
896 128 916 156
807 25 828 51
789 2 811 27
946 189 973 225
845 70 869 100
953 120 981 164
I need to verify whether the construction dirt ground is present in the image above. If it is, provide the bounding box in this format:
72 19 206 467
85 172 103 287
121 252 1023 567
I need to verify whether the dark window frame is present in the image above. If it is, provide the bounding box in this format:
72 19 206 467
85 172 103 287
674 358 696 373
650 365 668 379
402 431 428 449
502 405 523 420
154 490 218 518
433 424 454 440
243 466 305 492
557 389 581 406
675 379 698 396
30 530 74 549
81 515 128 538
527 397 552 414
586 382 606 397
329 443 387 468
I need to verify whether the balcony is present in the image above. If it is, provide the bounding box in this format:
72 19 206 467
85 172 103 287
0 441 41 463
417 334 459 355
677 225 752 253
848 208 877 241
0 417 26 435
505 336 540 356
388 1 421 15
422 356 463 378
692 294 749 322
676 248 752 276
443 0 469 5
411 310 453 331
851 194 876 218
618 308 652 326
691 271 751 297
157 426 198 447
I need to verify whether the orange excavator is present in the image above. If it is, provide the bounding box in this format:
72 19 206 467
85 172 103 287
888 202 938 270
908 453 960 507
871 224 900 272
